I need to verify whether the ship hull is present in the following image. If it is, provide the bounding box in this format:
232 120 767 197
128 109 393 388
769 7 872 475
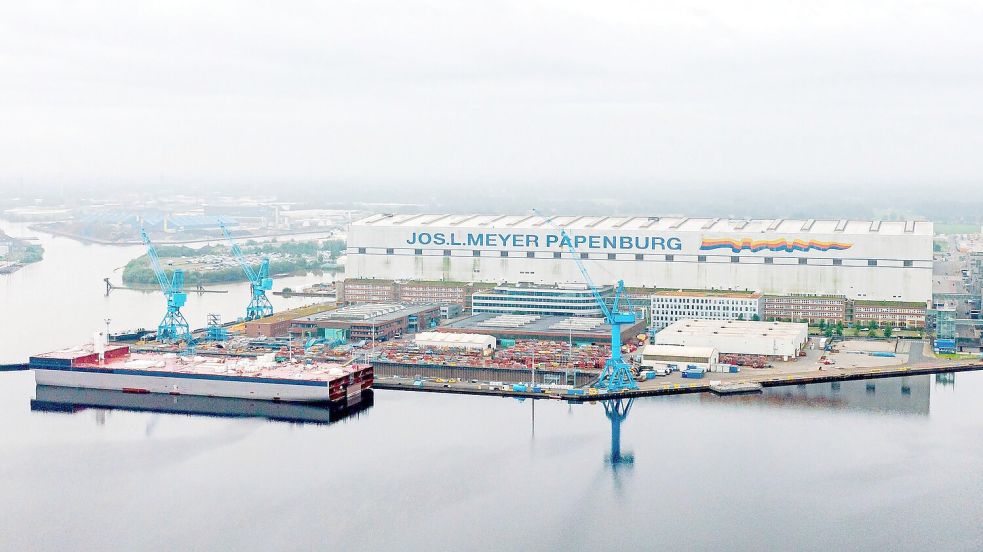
34 367 363 403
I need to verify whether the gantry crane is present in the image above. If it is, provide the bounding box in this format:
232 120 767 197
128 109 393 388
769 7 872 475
219 222 273 321
140 228 192 346
535 210 639 393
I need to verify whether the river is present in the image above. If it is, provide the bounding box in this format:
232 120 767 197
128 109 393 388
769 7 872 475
1 219 982 551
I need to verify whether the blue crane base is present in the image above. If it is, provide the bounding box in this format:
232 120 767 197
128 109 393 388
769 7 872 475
157 309 192 344
245 290 273 321
595 359 639 393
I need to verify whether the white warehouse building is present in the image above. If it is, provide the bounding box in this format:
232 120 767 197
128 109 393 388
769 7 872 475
654 319 809 359
345 214 933 302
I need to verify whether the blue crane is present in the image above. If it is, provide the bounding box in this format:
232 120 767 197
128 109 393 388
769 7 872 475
535 210 639 393
140 228 192 346
219 222 273 321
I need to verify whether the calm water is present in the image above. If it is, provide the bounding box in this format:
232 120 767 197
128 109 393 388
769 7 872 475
2 220 982 551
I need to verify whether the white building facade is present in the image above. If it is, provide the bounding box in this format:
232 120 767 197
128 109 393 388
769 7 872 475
654 319 809 359
345 214 933 302
471 283 612 317
651 291 763 330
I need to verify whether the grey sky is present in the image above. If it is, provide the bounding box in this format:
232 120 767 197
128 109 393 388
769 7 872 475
2 1 982 197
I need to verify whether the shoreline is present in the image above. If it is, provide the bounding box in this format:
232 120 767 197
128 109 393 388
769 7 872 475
25 223 340 246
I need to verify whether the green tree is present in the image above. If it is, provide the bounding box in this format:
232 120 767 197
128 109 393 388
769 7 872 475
834 322 844 337
823 326 834 338
883 326 893 338
751 313 761 321
867 320 879 332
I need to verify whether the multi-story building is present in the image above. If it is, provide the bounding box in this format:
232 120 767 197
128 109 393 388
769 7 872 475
650 290 762 330
337 280 398 304
763 295 848 324
852 301 927 329
338 279 482 309
471 283 614 317
398 281 478 307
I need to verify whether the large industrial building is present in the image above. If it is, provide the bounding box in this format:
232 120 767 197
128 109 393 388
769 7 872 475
654 319 809 359
346 214 933 302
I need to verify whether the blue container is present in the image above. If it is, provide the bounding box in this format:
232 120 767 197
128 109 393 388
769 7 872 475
512 384 528 392
682 368 705 379
567 389 586 396
870 352 896 358
728 365 740 373
935 339 956 350
644 371 657 380
532 386 543 393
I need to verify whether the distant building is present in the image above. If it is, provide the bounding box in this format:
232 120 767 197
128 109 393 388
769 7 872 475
654 319 808 359
439 312 647 345
471 283 614 317
337 279 482 309
763 295 848 324
289 303 441 342
852 301 927 329
346 214 933 303
650 290 762 330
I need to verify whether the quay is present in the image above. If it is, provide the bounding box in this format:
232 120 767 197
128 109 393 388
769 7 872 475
372 359 983 402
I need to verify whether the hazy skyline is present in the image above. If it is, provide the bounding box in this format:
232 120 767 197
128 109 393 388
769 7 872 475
2 1 983 200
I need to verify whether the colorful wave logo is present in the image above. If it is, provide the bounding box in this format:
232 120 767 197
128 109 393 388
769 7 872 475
699 238 853 253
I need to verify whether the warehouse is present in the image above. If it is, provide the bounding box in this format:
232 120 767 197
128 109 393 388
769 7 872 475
346 214 933 302
654 319 808 359
640 344 719 372
414 332 496 351
289 303 441 342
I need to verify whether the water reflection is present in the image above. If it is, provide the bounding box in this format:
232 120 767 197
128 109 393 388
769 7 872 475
31 385 374 426
705 376 931 416
603 398 634 467
935 372 956 388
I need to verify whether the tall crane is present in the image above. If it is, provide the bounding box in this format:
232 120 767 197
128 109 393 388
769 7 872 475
140 228 192 345
220 222 273 321
535 210 639 393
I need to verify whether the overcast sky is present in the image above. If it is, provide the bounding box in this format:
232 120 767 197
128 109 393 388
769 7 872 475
2 1 982 199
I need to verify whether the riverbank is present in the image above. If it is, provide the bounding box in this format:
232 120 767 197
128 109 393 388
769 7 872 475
27 223 340 246
0 229 44 274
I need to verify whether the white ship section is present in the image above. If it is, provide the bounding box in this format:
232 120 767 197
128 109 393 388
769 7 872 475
346 214 933 302
34 369 347 402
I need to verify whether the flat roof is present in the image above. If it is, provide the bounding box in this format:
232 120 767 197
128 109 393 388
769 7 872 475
659 319 808 338
654 290 761 299
441 313 643 337
298 303 437 323
354 214 933 236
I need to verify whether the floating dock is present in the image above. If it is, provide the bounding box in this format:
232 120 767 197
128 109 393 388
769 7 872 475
31 384 373 425
28 344 372 404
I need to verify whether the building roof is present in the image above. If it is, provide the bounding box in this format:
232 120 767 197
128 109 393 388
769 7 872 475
414 332 496 349
440 312 644 338
653 289 761 298
658 319 808 339
298 303 436 323
354 214 933 236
